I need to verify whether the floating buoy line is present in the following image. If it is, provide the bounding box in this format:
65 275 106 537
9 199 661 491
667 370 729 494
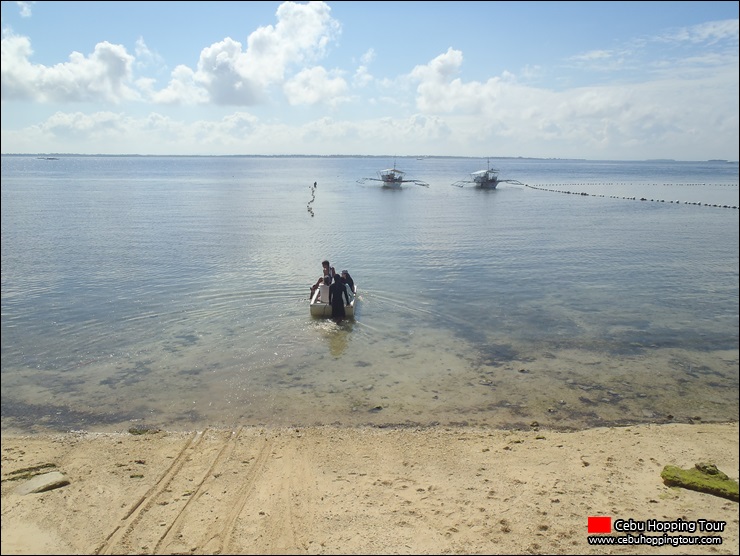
524 182 738 210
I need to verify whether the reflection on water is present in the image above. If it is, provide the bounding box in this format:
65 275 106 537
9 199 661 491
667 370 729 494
319 319 353 358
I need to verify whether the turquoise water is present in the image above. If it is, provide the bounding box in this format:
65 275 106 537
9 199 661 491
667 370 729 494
1 155 738 433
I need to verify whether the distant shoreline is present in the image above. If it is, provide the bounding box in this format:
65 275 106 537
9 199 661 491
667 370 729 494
3 153 738 164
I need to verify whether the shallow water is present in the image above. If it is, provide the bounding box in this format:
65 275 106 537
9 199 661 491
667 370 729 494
1 155 738 433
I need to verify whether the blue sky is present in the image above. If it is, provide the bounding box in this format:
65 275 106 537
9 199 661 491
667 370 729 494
1 1 738 160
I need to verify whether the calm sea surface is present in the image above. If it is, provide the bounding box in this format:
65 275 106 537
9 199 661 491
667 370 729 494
2 155 738 433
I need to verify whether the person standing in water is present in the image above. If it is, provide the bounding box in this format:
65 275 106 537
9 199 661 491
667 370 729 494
329 271 351 323
340 270 355 299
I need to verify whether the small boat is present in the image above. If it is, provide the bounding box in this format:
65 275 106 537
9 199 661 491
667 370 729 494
470 167 500 188
310 283 357 318
357 159 428 187
453 159 500 188
452 159 523 189
378 166 406 185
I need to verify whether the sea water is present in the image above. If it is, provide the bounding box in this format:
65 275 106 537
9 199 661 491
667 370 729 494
1 155 738 433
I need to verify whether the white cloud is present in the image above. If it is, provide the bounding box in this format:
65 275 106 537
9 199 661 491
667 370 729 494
184 0 341 106
1 109 269 155
352 65 372 88
397 32 738 160
150 65 209 105
193 37 266 105
134 37 165 73
1 30 139 103
571 49 613 62
0 1 342 107
659 19 739 45
352 48 376 88
40 111 128 141
283 66 348 106
411 48 498 114
0 4 736 159
15 1 34 18
0 30 36 100
410 47 464 84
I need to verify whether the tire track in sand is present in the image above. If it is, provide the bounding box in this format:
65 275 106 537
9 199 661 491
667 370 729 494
225 431 313 554
94 429 207 555
152 426 246 554
95 428 299 554
98 427 275 554
203 431 275 554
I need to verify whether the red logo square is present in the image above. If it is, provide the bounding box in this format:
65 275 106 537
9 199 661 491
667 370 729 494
588 516 612 533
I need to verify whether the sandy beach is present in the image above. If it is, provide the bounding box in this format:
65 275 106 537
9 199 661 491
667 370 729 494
1 422 738 555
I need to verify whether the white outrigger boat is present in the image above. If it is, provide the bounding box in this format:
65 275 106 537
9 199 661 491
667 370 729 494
310 283 357 318
453 159 500 188
357 160 428 188
452 159 524 189
470 167 500 188
378 167 406 185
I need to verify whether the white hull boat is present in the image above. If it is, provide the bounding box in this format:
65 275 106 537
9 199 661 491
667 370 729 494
310 284 357 318
470 168 500 188
452 158 523 189
357 160 428 187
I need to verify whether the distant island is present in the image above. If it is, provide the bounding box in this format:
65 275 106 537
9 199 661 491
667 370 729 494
2 154 737 164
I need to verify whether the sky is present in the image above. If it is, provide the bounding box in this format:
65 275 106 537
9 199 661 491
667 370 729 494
1 1 738 160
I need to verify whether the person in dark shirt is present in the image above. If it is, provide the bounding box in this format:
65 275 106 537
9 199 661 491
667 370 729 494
340 270 355 298
329 272 351 323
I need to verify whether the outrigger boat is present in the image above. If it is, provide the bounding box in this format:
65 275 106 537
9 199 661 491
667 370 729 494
358 159 428 188
470 167 500 188
378 167 406 185
452 159 523 189
310 283 357 318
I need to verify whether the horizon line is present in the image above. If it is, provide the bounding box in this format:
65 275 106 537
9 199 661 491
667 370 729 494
3 153 737 164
